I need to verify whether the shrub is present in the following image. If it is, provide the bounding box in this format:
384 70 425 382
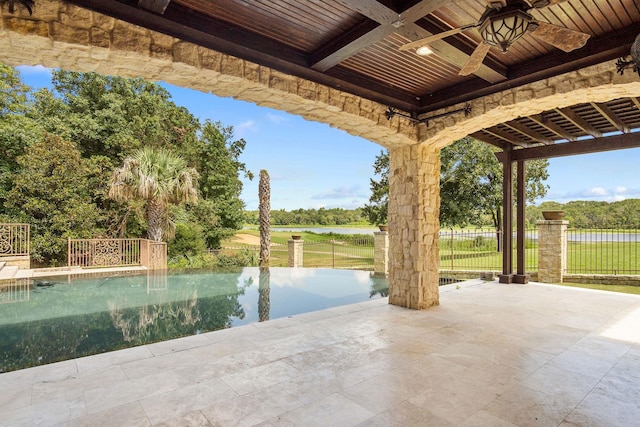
168 222 206 258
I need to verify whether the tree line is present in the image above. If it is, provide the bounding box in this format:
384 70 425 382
244 207 367 226
0 64 250 265
528 199 640 228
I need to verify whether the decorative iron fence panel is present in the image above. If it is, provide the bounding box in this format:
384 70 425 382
566 226 640 275
0 223 30 257
68 238 141 268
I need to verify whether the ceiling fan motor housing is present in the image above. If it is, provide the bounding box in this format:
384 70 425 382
479 6 534 52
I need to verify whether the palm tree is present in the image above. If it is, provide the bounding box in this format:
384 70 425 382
109 147 199 241
258 169 270 267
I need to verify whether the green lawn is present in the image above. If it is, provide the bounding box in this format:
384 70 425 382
556 282 640 295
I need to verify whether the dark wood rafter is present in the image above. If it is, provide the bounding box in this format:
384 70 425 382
481 127 534 148
554 107 602 138
590 102 631 133
138 0 170 14
528 114 578 142
311 0 506 83
494 132 640 162
503 121 553 145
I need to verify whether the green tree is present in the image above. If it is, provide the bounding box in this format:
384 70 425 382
32 70 199 161
5 133 103 264
0 64 43 209
109 147 199 242
190 120 253 248
362 150 389 226
363 138 549 232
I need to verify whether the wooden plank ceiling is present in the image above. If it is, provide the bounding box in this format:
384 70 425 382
66 0 640 155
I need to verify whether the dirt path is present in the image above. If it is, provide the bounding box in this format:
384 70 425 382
231 233 260 245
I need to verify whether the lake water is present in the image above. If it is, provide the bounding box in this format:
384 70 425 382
249 227 379 235
0 267 388 372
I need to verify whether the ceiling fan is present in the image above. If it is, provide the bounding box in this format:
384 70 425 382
400 0 591 76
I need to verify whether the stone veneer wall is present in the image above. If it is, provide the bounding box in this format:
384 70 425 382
388 144 440 309
373 231 389 275
537 220 569 283
288 239 303 268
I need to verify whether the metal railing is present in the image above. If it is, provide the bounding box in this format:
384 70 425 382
0 223 30 257
303 237 374 269
438 228 538 273
68 238 167 269
220 226 640 277
566 226 640 275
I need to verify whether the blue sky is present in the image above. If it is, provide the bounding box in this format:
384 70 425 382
16 65 640 211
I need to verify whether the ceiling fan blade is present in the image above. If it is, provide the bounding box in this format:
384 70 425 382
399 24 475 51
459 42 491 76
530 21 590 52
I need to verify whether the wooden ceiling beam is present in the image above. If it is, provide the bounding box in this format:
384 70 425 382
503 121 552 145
311 0 506 82
529 115 578 142
554 107 602 138
481 127 534 148
469 131 509 149
495 132 640 162
138 0 170 14
590 102 630 133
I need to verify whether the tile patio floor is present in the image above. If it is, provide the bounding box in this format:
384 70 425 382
1 280 639 426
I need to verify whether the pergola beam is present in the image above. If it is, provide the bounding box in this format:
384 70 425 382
590 102 630 133
495 132 640 162
311 0 506 82
529 114 578 142
555 107 602 138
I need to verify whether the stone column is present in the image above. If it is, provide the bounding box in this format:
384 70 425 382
388 144 441 309
373 230 389 275
288 238 303 267
537 220 569 283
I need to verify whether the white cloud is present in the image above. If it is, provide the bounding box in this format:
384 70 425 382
615 186 627 195
587 187 608 196
15 64 51 76
311 185 365 200
265 113 288 124
236 120 257 134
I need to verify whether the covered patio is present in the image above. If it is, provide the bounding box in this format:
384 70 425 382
1 281 639 426
1 2 640 425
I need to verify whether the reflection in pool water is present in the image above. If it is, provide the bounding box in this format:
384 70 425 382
0 267 388 372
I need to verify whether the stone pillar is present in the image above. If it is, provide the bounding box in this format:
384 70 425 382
373 230 389 275
388 144 441 309
288 238 303 267
537 220 569 283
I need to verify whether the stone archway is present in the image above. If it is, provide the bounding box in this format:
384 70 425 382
2 0 639 309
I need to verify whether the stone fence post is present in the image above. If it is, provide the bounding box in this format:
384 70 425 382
288 237 303 267
537 219 569 283
374 230 389 275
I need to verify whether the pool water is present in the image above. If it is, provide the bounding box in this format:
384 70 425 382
0 267 388 372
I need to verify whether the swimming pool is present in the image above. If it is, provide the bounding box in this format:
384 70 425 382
0 267 388 372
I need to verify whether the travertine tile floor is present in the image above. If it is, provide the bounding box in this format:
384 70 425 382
1 280 639 426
